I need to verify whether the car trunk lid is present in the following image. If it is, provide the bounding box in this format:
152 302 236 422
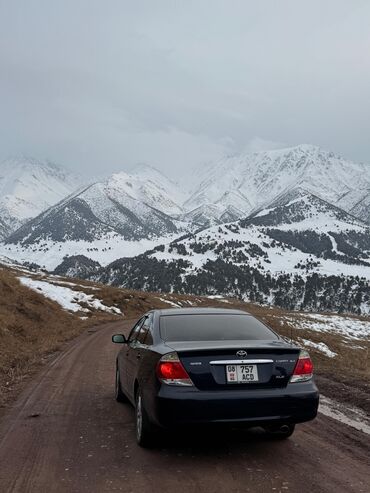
165 340 300 390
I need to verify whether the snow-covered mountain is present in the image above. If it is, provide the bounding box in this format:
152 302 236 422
179 203 243 227
5 165 186 244
71 188 370 314
147 188 370 280
2 144 370 277
184 145 370 225
0 217 9 240
129 163 187 215
0 157 82 239
337 189 370 225
1 166 190 269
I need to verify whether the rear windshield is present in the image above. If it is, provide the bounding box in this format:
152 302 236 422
159 314 278 342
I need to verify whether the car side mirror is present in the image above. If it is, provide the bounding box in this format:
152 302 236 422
112 334 127 344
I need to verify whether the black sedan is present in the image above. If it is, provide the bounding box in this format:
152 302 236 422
112 308 319 447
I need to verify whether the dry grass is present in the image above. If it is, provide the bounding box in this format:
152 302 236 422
0 269 85 405
258 309 370 381
245 304 370 412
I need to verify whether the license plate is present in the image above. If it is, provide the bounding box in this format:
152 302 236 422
226 364 259 383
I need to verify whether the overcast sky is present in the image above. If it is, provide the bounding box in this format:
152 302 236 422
0 0 369 178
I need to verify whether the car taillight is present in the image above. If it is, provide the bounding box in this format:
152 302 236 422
156 352 193 386
290 350 313 383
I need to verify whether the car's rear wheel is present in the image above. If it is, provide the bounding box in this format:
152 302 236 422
115 365 128 403
135 388 157 447
264 423 295 439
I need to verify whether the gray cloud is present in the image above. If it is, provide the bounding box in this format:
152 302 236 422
0 0 369 179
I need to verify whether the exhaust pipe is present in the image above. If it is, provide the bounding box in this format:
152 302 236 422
279 425 290 433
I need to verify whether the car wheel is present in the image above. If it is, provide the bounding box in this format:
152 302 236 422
135 388 156 447
264 423 295 440
115 365 128 403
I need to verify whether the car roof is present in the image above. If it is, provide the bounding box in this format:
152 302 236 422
154 307 251 316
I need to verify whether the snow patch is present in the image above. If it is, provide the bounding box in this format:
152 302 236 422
300 338 337 358
295 314 370 340
18 277 122 315
319 396 370 436
206 295 230 303
156 297 181 308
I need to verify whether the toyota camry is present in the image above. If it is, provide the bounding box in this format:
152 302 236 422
112 308 319 447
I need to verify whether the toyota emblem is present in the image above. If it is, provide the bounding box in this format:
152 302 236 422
236 350 247 357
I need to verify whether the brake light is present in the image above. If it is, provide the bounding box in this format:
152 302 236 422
156 352 193 386
290 350 313 383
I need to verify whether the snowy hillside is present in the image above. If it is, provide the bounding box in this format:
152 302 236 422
0 232 183 271
3 183 176 240
179 203 243 227
0 157 82 239
129 163 187 215
1 164 193 268
185 145 370 224
147 189 370 279
4 162 188 244
77 189 370 314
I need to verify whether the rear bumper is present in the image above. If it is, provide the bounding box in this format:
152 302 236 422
150 381 319 428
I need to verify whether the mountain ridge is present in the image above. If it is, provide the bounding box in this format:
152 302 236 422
185 144 370 225
2 144 370 284
59 188 370 314
0 156 83 239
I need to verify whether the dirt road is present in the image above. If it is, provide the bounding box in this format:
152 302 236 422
0 320 369 493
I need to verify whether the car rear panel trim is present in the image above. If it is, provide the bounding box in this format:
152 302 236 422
209 359 274 365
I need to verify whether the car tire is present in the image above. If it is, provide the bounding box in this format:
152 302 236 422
115 365 128 403
264 423 295 440
135 388 157 448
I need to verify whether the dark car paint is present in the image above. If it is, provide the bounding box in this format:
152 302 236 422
115 308 319 428
154 382 318 426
